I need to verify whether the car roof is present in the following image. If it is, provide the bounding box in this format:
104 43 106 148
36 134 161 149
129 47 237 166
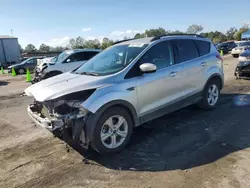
65 49 102 53
116 34 210 46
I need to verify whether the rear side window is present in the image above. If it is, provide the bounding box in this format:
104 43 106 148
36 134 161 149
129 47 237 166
173 39 199 63
194 40 210 56
84 51 99 60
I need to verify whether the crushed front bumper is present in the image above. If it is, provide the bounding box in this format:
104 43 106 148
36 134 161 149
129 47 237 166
234 62 250 78
27 103 89 147
31 69 43 84
27 104 64 131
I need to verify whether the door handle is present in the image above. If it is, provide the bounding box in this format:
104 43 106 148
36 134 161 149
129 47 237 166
169 72 177 77
201 62 207 67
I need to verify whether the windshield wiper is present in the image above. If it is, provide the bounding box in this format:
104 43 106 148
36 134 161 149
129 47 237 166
80 72 100 76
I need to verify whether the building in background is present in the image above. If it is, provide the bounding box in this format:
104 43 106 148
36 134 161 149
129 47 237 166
242 30 250 41
0 35 21 67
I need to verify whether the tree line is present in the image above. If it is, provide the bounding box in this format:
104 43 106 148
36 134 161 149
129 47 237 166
21 24 249 53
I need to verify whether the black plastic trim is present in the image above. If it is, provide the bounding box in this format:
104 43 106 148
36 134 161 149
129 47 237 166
140 92 202 124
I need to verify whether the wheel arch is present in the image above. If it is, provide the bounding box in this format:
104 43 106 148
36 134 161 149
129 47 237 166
204 73 223 90
84 100 139 144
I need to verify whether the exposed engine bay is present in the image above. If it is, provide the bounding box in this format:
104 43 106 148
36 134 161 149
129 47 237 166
28 89 96 148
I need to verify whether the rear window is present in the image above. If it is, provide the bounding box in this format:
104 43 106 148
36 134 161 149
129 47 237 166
174 39 199 63
194 40 210 56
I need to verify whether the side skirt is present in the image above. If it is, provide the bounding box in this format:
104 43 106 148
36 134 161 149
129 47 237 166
139 92 202 125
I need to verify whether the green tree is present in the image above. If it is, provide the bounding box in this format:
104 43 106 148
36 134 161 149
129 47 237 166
226 27 238 40
39 43 50 52
134 33 144 39
201 31 227 43
145 27 167 37
101 37 113 49
25 44 36 52
75 36 85 48
186 24 204 34
170 30 185 34
69 38 77 49
234 27 249 41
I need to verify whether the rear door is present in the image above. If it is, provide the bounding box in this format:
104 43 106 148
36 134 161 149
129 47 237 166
26 58 37 70
171 39 204 96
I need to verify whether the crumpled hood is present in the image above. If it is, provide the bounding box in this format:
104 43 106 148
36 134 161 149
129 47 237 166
25 72 113 102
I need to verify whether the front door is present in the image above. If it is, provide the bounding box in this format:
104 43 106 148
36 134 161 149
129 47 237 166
135 41 182 120
63 52 86 72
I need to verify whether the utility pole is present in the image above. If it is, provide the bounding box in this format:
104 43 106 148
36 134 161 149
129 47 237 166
11 29 13 36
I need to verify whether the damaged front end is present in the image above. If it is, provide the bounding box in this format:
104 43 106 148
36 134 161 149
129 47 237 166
235 61 250 78
27 89 95 148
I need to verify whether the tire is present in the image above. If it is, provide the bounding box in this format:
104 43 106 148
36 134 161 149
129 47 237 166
90 107 133 154
232 54 238 58
198 79 220 110
17 68 25 75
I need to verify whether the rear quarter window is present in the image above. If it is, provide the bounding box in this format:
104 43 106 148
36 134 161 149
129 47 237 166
194 40 210 56
173 39 199 63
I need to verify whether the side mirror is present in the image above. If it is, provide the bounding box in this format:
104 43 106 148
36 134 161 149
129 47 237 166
139 63 157 74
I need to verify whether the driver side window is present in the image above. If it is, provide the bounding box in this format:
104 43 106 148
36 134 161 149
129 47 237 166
125 41 174 79
65 53 82 63
27 59 35 64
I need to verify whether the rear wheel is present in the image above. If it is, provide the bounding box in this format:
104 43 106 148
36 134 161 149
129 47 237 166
90 107 133 154
198 79 220 110
17 68 25 75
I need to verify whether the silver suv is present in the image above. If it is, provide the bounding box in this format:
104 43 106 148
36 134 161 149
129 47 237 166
25 34 224 154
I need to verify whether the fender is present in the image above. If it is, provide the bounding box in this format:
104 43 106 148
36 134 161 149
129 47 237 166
203 65 224 90
203 73 224 90
83 99 139 145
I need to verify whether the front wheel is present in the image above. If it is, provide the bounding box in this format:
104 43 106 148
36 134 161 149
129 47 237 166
198 79 220 110
90 107 133 154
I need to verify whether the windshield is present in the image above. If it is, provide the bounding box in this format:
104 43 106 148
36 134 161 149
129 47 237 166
56 51 74 62
74 44 148 76
239 42 250 46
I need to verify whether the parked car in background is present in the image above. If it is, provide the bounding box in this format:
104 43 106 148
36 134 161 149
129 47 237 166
235 49 250 79
231 41 250 57
25 34 224 154
216 41 237 54
36 56 57 69
32 49 101 83
8 56 44 74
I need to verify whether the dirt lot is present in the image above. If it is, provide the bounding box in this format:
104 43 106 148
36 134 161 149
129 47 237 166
1 56 250 188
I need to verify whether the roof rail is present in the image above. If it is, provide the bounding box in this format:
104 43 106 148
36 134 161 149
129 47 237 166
113 38 134 45
151 34 205 41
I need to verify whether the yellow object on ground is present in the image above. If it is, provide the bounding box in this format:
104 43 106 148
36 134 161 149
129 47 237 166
220 50 224 56
11 67 16 77
26 69 32 82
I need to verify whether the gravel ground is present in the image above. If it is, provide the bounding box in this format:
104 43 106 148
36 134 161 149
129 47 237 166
1 56 250 188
